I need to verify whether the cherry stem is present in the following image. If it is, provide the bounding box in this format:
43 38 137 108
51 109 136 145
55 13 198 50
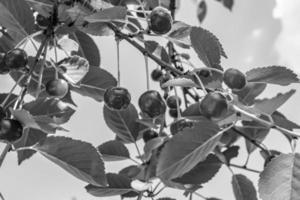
193 192 207 200
0 192 4 200
174 86 181 119
116 39 121 86
0 144 11 168
108 24 184 76
190 71 208 95
229 163 261 174
36 40 49 98
189 193 193 200
53 36 59 79
137 193 143 200
144 55 150 90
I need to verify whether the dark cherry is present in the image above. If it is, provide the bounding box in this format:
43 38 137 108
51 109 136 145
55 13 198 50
3 48 28 70
46 79 69 98
142 130 159 143
0 119 23 142
149 6 173 35
138 90 166 118
166 95 181 109
36 14 51 28
199 92 228 119
223 68 247 90
151 68 163 81
104 87 131 110
169 108 182 118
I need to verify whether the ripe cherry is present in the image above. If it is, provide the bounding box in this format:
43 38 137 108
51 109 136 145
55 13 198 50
169 108 181 118
0 53 10 74
36 14 51 28
199 92 228 119
197 68 212 78
223 68 247 90
46 79 69 98
149 6 173 35
151 68 163 82
142 130 159 143
104 87 131 110
0 106 6 120
170 119 193 135
138 90 166 118
3 48 28 70
166 95 181 109
0 119 23 142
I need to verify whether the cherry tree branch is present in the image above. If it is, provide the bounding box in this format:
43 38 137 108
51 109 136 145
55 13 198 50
229 163 261 174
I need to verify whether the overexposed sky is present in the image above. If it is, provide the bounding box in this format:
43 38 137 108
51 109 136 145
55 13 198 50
1 0 300 200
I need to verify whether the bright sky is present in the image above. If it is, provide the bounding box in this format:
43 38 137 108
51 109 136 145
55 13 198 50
1 0 300 200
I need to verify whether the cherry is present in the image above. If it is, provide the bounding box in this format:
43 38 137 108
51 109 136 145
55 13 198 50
104 87 131 110
0 53 10 74
149 6 173 35
199 92 228 119
3 48 28 70
197 68 212 78
142 130 159 143
36 14 51 28
223 68 247 90
166 95 181 109
0 119 23 142
0 106 6 120
151 68 163 81
170 119 193 135
138 90 166 118
169 108 181 118
46 79 69 98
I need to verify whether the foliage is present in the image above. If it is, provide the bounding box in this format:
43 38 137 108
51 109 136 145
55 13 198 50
0 0 299 200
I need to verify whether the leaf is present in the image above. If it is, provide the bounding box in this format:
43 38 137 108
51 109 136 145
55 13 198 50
246 66 300 86
97 140 130 161
119 165 141 179
142 137 165 161
272 111 300 131
84 6 127 23
197 0 207 23
258 153 300 200
223 0 234 11
182 102 202 117
162 77 198 88
14 128 47 165
57 35 79 52
167 21 192 48
173 154 222 184
103 104 140 143
157 198 176 200
144 40 170 64
85 173 134 197
0 0 35 50
232 174 258 200
157 118 221 180
190 26 226 68
35 136 107 186
70 30 101 66
253 90 296 115
233 83 267 106
71 66 117 102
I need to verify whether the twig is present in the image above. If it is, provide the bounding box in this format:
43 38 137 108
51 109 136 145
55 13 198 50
229 163 260 174
144 55 150 90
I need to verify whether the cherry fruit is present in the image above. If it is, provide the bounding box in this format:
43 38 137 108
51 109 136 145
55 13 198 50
139 90 166 118
166 95 181 109
36 14 51 28
104 87 131 110
0 53 10 74
142 130 159 143
3 48 28 70
151 69 163 81
223 68 247 90
169 108 181 118
0 119 23 142
46 79 69 98
149 6 173 35
199 92 228 119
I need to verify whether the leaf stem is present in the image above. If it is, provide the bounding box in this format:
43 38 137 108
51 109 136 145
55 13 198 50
190 71 207 95
144 55 150 90
116 39 121 86
0 144 11 167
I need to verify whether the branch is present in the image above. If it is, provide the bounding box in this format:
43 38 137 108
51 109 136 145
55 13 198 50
229 163 261 174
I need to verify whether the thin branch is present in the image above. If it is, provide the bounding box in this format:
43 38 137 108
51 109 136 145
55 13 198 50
229 163 261 174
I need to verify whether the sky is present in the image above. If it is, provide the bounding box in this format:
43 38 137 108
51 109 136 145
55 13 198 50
1 0 300 199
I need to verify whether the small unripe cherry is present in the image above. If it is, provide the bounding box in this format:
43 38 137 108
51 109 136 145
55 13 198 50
0 119 23 142
199 92 228 119
142 130 159 143
104 87 131 110
138 90 166 118
151 69 163 81
223 68 247 90
166 95 181 109
46 79 69 98
149 6 173 35
3 48 28 70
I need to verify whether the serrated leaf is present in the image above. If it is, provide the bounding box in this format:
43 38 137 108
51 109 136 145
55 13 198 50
162 77 198 88
84 6 127 23
14 128 47 165
70 30 101 66
97 140 130 161
253 90 296 115
234 83 267 106
0 0 35 51
190 26 226 68
258 153 300 200
157 118 221 180
103 104 140 143
232 174 258 200
167 21 192 48
86 173 133 197
119 165 141 179
197 1 207 23
71 66 117 102
35 136 107 186
272 111 300 131
246 66 299 86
